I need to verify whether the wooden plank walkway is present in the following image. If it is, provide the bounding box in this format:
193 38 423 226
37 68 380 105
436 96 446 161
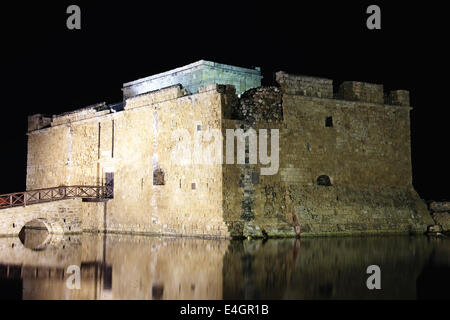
0 186 109 210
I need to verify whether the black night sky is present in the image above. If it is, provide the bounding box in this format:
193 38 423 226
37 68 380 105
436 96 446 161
0 1 448 200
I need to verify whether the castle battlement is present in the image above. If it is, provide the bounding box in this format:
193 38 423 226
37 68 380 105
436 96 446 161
276 71 410 107
28 63 412 133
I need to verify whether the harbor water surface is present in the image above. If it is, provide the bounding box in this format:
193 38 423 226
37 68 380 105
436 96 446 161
0 230 449 299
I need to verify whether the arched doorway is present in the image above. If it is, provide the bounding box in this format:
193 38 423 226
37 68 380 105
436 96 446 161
317 175 332 187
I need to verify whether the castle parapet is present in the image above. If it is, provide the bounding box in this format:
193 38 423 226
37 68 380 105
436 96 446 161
275 71 333 99
338 81 384 105
387 90 410 106
276 71 410 106
28 114 52 132
124 84 189 110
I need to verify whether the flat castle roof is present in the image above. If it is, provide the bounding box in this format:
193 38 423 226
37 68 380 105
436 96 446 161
122 60 263 99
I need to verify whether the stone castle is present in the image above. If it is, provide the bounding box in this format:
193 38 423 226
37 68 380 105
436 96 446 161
23 60 433 238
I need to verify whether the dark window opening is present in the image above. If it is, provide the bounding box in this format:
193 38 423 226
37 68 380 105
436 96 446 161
191 183 196 190
153 168 165 186
325 116 333 127
112 120 115 158
152 284 164 300
98 123 101 160
252 172 259 185
105 172 114 198
197 124 202 131
103 266 112 290
317 175 332 186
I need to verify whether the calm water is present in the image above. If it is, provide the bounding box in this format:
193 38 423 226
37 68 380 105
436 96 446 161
0 231 449 300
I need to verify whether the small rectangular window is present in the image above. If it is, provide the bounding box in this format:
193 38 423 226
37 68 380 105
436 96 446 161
105 172 114 198
191 183 196 190
252 172 259 185
153 168 165 186
103 266 112 290
325 116 333 127
197 125 202 131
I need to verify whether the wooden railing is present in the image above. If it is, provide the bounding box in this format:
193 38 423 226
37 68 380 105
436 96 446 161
0 185 109 210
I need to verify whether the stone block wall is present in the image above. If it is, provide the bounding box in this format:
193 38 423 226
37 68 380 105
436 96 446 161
429 202 450 232
220 73 432 237
24 64 432 239
0 199 83 236
28 114 52 132
26 84 231 238
276 71 333 99
338 81 384 104
232 86 283 125
388 90 410 106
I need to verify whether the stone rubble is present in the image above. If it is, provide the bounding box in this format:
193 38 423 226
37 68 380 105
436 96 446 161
429 202 450 232
233 86 283 125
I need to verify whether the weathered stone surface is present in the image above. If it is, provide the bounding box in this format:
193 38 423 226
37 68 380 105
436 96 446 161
23 63 432 238
432 212 450 231
338 81 384 104
28 114 52 131
232 86 282 125
27 84 230 238
0 199 83 236
387 90 410 106
427 225 443 234
276 71 333 98
222 72 432 237
429 202 450 213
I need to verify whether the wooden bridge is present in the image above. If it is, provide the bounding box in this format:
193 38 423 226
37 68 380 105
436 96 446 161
0 184 113 237
0 185 111 210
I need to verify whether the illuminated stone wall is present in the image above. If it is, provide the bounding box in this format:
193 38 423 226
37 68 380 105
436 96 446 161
27 84 230 238
0 199 83 236
25 64 433 238
221 72 433 237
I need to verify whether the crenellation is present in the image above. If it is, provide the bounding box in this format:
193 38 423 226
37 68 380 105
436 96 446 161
387 90 410 106
276 71 334 99
28 114 52 132
337 81 384 105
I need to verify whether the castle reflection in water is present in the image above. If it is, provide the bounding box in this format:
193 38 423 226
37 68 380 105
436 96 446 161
0 231 449 300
